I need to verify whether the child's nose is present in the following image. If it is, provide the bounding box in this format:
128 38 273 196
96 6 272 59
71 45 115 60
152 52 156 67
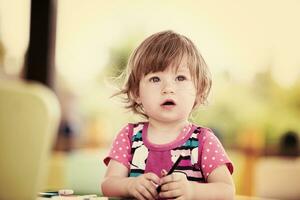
161 81 175 94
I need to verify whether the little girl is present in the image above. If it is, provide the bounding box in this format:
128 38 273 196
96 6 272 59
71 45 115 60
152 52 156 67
101 30 235 200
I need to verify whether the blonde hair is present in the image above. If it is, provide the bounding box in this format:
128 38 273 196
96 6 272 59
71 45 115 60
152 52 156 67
117 30 211 117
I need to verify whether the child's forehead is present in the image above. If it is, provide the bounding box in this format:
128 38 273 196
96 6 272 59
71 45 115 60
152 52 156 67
145 65 191 76
169 56 189 71
168 64 190 73
144 56 190 74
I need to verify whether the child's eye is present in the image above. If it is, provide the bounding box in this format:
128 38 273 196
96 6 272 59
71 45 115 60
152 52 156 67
149 76 160 83
176 75 187 81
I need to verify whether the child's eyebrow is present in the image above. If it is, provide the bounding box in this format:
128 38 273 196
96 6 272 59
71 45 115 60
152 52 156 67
176 68 190 74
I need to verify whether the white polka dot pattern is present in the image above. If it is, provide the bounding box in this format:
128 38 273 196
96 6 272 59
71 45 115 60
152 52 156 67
103 124 132 168
103 124 234 180
200 128 233 180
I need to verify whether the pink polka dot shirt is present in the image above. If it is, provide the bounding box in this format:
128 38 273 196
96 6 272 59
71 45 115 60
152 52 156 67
104 122 233 182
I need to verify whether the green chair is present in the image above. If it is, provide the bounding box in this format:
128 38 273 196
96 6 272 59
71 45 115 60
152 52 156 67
0 79 61 200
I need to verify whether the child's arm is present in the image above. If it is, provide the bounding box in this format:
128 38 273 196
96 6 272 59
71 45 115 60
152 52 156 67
101 159 160 200
159 164 235 200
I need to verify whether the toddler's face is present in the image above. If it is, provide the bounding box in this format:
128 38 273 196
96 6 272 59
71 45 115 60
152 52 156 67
136 62 197 123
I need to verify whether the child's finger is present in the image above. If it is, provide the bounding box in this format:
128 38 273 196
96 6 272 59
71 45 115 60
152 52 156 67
141 190 155 200
173 171 188 180
144 179 159 198
160 173 179 185
161 169 168 176
159 188 181 199
137 184 155 200
133 190 147 200
160 181 179 192
145 172 160 184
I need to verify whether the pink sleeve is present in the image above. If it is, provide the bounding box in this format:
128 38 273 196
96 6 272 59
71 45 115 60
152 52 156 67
103 124 132 169
198 128 234 181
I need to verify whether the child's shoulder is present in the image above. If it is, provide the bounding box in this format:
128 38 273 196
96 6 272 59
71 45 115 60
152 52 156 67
127 121 147 129
191 123 213 132
123 121 147 135
128 121 146 127
191 123 216 138
119 121 145 129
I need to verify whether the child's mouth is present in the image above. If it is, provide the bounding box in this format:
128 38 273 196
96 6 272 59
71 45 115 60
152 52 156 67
161 99 176 109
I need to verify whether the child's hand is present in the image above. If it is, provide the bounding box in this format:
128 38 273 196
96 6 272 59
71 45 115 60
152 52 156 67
127 172 160 200
158 172 192 199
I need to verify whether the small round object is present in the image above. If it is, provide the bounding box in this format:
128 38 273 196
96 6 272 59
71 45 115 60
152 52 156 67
58 189 74 196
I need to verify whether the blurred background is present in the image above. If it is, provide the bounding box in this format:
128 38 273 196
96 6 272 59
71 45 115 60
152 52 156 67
1 0 300 199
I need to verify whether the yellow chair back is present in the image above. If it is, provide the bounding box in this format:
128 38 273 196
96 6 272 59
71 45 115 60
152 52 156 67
0 80 60 200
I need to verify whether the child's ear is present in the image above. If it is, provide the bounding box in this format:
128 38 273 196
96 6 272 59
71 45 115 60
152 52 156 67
135 96 142 104
130 91 141 104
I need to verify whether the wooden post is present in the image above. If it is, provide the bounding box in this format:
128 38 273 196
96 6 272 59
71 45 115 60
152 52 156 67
23 0 57 88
